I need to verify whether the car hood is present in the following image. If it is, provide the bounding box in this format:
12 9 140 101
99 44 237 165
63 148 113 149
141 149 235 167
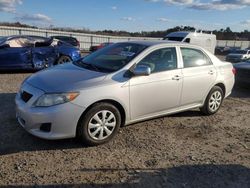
233 62 250 70
26 63 107 92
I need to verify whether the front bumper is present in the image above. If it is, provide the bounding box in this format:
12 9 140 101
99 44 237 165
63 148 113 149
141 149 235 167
15 82 85 140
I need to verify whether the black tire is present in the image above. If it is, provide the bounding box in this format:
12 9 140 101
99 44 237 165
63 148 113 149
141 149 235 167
56 55 71 64
77 102 121 146
200 86 224 115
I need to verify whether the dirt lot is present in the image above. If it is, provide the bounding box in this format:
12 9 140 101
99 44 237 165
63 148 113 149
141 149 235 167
0 71 250 187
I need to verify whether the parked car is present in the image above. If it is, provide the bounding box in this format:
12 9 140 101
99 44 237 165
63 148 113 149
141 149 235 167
0 35 81 70
89 42 113 52
233 60 250 85
215 46 240 55
16 41 235 146
226 49 250 63
51 36 80 48
215 46 225 55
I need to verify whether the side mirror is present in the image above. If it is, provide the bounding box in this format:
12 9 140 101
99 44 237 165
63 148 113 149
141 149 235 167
132 65 151 76
0 44 10 49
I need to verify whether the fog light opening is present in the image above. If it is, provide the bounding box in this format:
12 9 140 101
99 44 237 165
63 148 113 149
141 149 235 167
40 123 51 132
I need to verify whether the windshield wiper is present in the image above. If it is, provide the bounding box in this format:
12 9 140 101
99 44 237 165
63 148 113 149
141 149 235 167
76 61 101 71
74 60 114 73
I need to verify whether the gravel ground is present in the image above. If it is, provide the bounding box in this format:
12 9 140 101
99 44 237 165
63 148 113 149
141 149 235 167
0 70 250 187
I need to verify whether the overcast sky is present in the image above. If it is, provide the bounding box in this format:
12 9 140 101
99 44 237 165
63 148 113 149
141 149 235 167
0 0 250 32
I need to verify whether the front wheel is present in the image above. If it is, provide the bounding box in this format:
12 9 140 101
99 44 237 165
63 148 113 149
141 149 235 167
77 103 121 146
56 55 71 65
200 86 224 115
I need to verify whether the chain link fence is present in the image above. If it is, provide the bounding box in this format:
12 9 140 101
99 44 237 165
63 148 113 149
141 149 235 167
0 26 160 50
1 26 250 50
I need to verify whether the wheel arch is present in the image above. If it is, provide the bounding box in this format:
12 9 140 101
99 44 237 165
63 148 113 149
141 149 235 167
214 82 226 97
202 82 226 106
76 99 127 137
55 54 72 65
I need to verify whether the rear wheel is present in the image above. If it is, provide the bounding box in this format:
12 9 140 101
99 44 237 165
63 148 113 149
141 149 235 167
56 55 71 64
77 103 121 146
200 86 224 115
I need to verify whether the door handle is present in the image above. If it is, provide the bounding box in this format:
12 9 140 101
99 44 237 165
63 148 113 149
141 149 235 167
208 70 214 75
172 75 182 81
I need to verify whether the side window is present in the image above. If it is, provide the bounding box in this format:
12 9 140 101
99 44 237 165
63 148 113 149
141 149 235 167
184 38 190 43
180 48 212 68
137 47 177 73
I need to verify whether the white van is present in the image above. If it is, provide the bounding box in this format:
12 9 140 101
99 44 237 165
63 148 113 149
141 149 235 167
163 31 217 54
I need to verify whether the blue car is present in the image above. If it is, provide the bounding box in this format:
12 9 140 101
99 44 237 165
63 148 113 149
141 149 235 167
0 35 81 70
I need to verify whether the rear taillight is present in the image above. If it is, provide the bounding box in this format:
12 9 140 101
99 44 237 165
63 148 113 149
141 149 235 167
232 67 236 75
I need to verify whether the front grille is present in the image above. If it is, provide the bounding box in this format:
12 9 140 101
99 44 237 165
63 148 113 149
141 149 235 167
20 90 33 103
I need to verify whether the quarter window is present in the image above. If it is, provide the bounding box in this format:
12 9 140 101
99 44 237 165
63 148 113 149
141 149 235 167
181 48 212 68
137 48 177 73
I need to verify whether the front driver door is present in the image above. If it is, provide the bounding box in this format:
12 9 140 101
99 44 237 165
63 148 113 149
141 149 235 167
129 47 183 120
0 45 32 69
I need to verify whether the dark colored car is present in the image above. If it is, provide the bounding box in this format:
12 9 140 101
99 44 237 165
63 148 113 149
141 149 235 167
215 46 240 55
89 42 113 52
52 36 80 48
234 61 250 85
226 49 250 63
0 35 81 70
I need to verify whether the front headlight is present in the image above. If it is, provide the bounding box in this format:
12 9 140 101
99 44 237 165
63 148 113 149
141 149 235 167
34 92 79 107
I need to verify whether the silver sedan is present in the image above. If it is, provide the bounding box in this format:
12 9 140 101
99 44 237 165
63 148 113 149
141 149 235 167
15 41 235 145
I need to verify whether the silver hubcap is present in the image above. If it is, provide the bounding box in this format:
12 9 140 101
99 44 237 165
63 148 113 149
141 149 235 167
58 57 71 64
209 91 222 112
88 110 116 140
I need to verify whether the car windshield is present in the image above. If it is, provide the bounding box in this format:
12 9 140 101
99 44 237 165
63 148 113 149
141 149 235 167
75 43 148 73
0 36 7 45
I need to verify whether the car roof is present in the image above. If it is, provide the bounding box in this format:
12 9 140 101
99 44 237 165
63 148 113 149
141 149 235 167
120 40 188 47
52 36 76 39
5 35 48 40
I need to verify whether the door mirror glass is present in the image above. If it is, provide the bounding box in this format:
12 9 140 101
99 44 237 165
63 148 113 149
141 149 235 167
132 65 151 76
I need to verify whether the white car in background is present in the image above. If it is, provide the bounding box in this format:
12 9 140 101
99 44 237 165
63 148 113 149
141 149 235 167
164 31 217 54
16 41 235 146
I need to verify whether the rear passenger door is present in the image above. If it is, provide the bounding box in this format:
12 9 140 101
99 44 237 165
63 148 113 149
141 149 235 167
31 37 57 68
180 47 217 106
